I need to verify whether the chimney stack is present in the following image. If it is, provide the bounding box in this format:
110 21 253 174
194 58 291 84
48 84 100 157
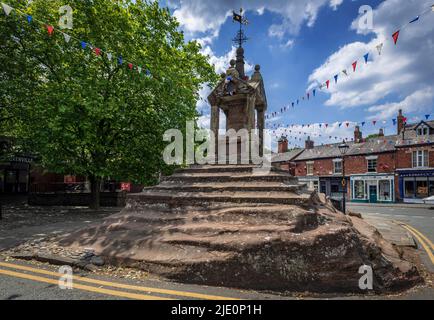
379 128 384 137
397 109 405 135
305 136 314 150
354 125 363 143
278 136 288 153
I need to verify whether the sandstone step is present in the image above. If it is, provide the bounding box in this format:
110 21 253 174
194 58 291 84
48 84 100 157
148 183 305 193
128 190 313 205
163 173 298 184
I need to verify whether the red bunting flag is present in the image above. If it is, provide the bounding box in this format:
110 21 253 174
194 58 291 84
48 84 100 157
392 30 400 45
128 63 133 70
94 48 101 56
352 61 357 72
373 120 377 126
326 80 330 89
46 25 54 36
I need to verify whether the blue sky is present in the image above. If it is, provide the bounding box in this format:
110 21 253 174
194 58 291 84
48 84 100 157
163 0 434 148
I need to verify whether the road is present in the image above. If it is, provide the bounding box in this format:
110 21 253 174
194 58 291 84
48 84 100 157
348 204 434 272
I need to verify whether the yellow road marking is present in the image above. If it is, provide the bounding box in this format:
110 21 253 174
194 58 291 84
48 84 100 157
400 225 434 265
402 224 434 251
0 268 171 300
0 261 238 300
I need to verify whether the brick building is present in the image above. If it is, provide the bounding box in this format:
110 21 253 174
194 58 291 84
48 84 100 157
272 110 434 204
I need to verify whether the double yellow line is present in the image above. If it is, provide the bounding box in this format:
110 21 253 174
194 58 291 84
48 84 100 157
0 261 238 300
399 223 434 265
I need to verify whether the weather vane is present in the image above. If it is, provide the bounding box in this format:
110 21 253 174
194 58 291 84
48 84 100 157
232 8 249 48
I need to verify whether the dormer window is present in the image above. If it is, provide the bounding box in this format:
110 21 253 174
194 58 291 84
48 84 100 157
417 126 428 136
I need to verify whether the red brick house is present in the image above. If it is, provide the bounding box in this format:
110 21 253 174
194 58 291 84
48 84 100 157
395 119 434 203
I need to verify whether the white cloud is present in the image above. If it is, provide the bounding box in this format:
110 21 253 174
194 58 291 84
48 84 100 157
171 0 344 38
308 0 434 119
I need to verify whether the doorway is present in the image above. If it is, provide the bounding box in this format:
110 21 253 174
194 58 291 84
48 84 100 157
369 185 378 203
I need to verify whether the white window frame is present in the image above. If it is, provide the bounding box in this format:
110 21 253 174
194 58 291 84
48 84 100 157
412 150 429 168
416 126 429 137
333 159 342 175
306 161 314 176
366 156 378 173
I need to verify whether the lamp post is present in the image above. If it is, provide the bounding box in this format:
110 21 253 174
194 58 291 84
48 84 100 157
338 140 349 214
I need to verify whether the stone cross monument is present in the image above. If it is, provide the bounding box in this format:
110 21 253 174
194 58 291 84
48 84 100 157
207 9 267 162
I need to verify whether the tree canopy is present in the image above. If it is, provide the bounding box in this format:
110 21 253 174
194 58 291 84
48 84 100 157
0 0 218 206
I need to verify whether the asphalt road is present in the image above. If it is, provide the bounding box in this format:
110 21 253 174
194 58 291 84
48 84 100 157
348 204 434 272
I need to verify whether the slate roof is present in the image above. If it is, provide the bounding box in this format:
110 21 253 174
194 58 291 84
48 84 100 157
271 149 304 163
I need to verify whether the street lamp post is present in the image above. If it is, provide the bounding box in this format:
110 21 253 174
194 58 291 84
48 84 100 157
338 140 349 214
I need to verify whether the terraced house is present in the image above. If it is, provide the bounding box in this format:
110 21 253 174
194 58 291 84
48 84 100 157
272 110 434 204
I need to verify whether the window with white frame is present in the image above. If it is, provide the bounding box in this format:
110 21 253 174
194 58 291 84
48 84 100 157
333 160 342 174
412 150 429 168
367 158 378 173
306 162 314 175
416 126 429 136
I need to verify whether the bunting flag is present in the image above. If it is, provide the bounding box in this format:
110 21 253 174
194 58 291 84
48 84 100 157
297 99 299 105
345 122 349 128
128 63 133 70
94 47 101 56
352 61 357 72
425 114 430 120
342 69 348 76
376 43 384 55
432 4 434 12
118 56 123 65
63 33 71 43
334 74 338 84
339 123 342 127
392 30 400 45
81 41 87 49
361 122 366 126
1 2 13 15
325 123 329 128
107 53 112 61
27 15 32 24
409 16 419 24
372 120 377 126
307 92 310 100
392 119 397 125
46 25 54 36
292 102 295 107
313 89 316 97
364 53 369 64
326 80 330 89
137 66 142 74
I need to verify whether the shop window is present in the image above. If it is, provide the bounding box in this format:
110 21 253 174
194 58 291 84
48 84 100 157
306 162 314 175
415 180 428 199
333 160 342 174
379 180 391 201
367 159 377 172
354 180 365 199
404 180 415 198
412 150 428 168
429 179 434 197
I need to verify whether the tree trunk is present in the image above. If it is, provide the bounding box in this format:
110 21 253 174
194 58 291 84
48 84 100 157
89 176 101 210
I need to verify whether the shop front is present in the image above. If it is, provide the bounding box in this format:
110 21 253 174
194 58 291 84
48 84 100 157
398 169 434 203
319 177 348 201
350 174 395 203
298 176 319 192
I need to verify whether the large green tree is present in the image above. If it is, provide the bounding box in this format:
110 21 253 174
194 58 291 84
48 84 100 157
0 0 217 208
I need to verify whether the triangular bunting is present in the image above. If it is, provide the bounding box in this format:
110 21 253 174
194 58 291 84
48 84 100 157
425 114 430 120
81 41 87 49
1 2 13 16
27 15 32 24
137 66 142 74
46 25 54 36
376 43 384 55
94 47 101 56
345 122 349 128
118 56 123 65
326 80 330 89
409 16 419 24
128 63 133 70
107 53 112 61
334 74 338 83
364 53 369 64
63 33 71 43
361 122 366 127
352 61 357 72
392 30 400 45
313 89 316 97
392 119 397 125
373 120 377 126
342 69 348 76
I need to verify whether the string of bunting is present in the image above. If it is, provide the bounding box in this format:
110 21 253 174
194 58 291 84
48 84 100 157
267 113 432 144
265 4 434 121
1 2 152 76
